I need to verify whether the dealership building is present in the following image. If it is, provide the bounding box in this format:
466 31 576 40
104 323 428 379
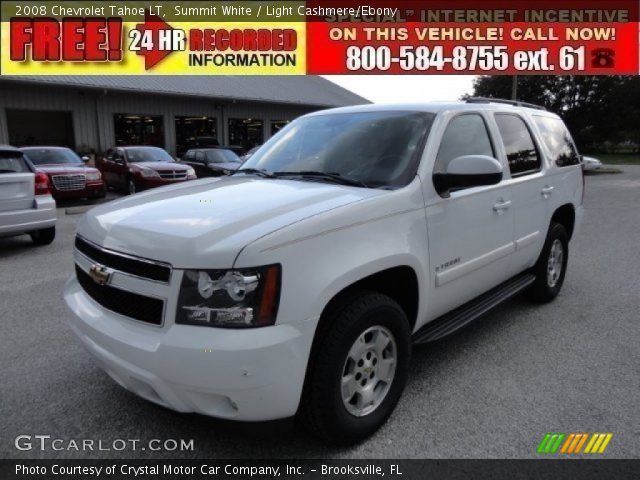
0 76 366 156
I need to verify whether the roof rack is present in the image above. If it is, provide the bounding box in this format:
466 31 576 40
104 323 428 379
466 97 547 111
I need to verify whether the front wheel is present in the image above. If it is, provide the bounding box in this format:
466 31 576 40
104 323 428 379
299 291 411 444
127 178 136 195
524 223 569 303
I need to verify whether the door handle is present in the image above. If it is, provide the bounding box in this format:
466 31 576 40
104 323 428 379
493 199 512 215
541 185 555 198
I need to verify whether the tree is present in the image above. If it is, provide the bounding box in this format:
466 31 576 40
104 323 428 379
469 76 640 152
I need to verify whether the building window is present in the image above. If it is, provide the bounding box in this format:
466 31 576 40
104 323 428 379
271 120 289 136
114 114 164 147
175 116 218 157
6 109 75 148
228 118 264 152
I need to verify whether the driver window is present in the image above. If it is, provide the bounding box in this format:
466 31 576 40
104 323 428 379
435 114 494 174
195 151 206 164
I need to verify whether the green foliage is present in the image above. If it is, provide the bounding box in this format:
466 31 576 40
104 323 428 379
469 76 640 153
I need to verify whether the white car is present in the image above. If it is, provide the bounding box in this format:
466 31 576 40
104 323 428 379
582 156 603 171
64 100 584 443
0 145 57 245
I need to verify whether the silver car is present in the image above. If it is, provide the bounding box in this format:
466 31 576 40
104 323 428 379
0 145 57 245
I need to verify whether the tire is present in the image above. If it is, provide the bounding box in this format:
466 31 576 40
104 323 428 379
127 178 136 195
299 291 411 444
30 226 55 246
524 223 569 303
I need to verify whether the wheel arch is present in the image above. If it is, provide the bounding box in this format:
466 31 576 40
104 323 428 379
551 203 576 240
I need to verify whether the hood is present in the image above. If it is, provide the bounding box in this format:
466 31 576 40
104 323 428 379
208 162 241 171
77 176 384 268
36 164 98 175
131 162 189 172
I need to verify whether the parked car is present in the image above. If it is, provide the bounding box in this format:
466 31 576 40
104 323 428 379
240 146 261 162
20 147 106 201
0 145 56 245
64 100 583 444
181 148 242 177
97 146 196 195
582 156 603 171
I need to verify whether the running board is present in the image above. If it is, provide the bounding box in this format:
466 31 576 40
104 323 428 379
413 272 536 344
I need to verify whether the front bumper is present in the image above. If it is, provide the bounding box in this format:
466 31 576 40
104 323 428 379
52 182 106 200
63 276 312 421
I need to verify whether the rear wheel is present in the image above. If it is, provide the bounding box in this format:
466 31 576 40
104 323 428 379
30 226 55 246
299 291 411 444
524 223 569 303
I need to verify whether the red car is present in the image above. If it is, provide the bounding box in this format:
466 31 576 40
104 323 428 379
97 146 196 195
20 147 106 201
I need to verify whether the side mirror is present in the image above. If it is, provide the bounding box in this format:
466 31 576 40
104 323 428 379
81 155 90 163
114 157 125 165
433 155 503 197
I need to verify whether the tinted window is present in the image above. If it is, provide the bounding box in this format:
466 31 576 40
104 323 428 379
204 149 240 164
435 114 494 174
533 116 580 167
244 111 434 188
195 151 206 164
125 147 173 163
21 148 82 165
184 151 195 161
495 114 540 176
0 154 29 173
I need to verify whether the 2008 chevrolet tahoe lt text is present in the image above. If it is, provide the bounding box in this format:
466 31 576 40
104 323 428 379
64 99 584 444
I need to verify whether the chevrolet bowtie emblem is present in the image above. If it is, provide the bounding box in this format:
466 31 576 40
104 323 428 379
89 264 111 285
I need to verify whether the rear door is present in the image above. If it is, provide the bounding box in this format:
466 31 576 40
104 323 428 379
0 153 34 212
493 113 550 276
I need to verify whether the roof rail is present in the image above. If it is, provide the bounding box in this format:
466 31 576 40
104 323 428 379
466 97 547 111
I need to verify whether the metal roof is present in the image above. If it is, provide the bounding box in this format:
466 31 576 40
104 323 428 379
0 75 369 108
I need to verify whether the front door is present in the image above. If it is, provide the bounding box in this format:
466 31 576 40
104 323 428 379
425 113 515 318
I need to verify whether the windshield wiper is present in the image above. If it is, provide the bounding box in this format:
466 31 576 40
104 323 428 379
273 171 370 188
230 168 275 178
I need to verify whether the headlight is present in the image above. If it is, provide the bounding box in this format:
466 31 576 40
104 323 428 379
176 265 281 328
139 169 159 178
186 167 196 177
86 171 101 181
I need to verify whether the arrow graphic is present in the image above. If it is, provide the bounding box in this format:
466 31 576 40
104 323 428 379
133 11 178 70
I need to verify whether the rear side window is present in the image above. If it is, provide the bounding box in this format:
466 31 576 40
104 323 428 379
533 116 580 167
0 154 30 174
435 114 494 173
495 114 540 176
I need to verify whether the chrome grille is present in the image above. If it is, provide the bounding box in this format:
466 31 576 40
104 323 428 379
158 170 187 180
52 174 86 191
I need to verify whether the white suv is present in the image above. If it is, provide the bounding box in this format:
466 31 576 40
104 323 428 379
64 99 584 443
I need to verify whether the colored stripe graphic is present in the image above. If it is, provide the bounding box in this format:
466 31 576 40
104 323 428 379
539 433 613 454
537 433 565 454
585 433 614 454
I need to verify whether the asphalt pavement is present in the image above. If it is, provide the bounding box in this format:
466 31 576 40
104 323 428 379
1 169 639 459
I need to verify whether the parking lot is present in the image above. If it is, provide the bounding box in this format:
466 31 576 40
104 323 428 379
1 167 639 459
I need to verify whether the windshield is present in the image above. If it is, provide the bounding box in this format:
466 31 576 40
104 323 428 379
22 148 82 165
241 111 434 188
126 147 173 163
204 149 240 164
